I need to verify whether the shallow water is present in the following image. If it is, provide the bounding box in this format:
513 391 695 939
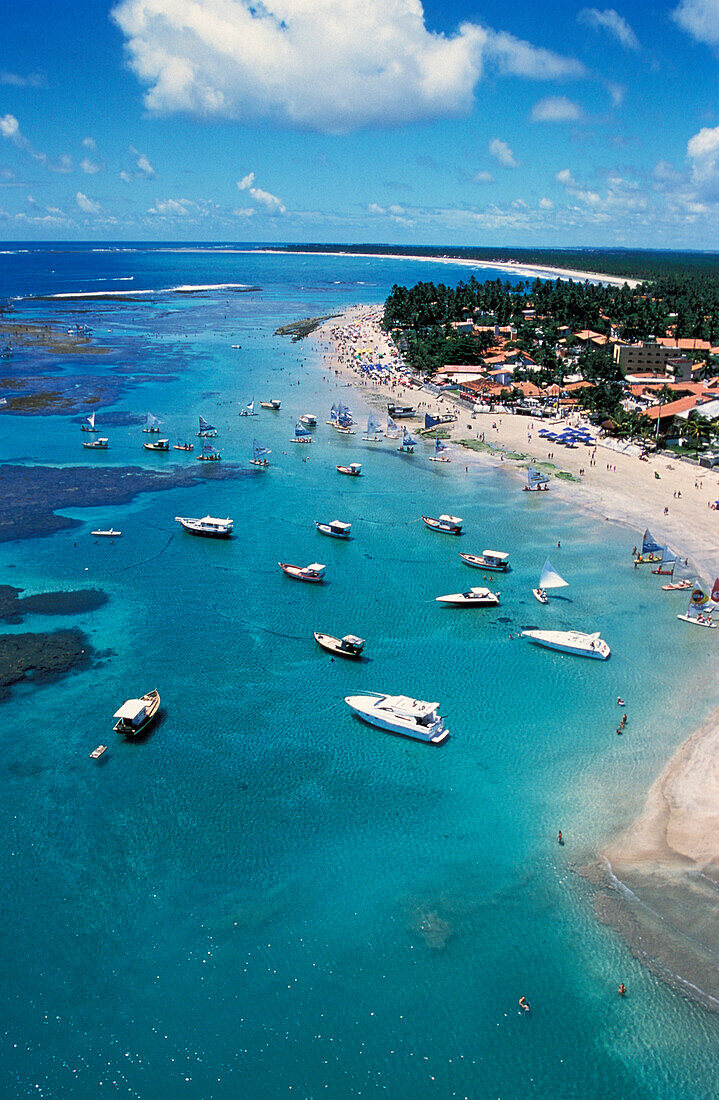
2 245 719 1098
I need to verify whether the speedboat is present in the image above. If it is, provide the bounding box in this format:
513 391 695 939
337 463 362 476
299 414 317 427
459 550 509 571
113 689 160 738
260 399 281 410
314 632 364 658
422 514 463 535
143 438 170 451
344 692 449 744
279 561 325 582
92 528 121 537
83 437 109 449
435 586 500 607
521 629 610 659
175 515 234 538
316 520 351 539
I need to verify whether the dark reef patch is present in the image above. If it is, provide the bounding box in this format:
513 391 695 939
0 462 248 543
0 585 108 624
0 628 95 702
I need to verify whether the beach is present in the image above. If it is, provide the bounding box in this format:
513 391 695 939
316 303 719 1008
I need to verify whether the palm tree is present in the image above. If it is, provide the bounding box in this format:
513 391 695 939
686 411 712 457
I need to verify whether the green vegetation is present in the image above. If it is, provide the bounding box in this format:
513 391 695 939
274 314 338 340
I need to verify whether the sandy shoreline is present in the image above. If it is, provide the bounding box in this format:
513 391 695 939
259 248 640 288
313 302 719 1008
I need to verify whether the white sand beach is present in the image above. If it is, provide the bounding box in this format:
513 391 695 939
314 303 719 1006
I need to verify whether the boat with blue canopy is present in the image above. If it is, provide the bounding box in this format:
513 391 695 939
250 439 271 466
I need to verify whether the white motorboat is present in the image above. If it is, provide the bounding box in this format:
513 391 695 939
337 463 362 476
83 437 109 449
279 561 326 582
175 515 234 538
260 399 281 410
316 520 351 539
92 528 121 537
314 632 364 658
422 514 463 535
344 692 448 744
459 550 509 571
435 586 500 606
143 438 170 452
299 414 317 427
521 629 610 659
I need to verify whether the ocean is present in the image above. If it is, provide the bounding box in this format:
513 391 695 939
1 243 719 1099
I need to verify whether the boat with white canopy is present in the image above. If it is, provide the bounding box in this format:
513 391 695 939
435 586 500 607
315 520 351 538
175 515 233 538
83 437 109 449
143 438 170 452
533 558 569 603
113 689 160 738
337 463 362 476
260 399 281 410
279 561 326 583
422 514 463 535
299 414 317 427
387 403 415 418
521 629 610 659
314 632 364 658
344 692 449 744
459 550 509 571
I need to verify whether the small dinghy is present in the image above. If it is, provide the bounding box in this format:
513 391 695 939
314 632 364 658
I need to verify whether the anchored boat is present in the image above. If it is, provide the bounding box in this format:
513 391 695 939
422 514 463 535
521 629 610 659
175 515 233 538
316 520 351 539
337 463 362 476
143 438 170 452
279 561 326 583
345 692 449 744
314 632 364 658
113 689 160 737
460 550 509 571
83 437 109 449
435 586 500 607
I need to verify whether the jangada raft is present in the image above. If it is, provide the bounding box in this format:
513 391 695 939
422 514 463 535
344 692 449 744
314 632 364 658
521 629 610 659
113 689 160 738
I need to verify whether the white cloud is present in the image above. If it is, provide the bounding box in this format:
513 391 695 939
0 72 47 88
233 206 255 217
237 172 286 214
0 114 20 140
673 0 719 45
489 138 518 167
147 198 192 215
0 114 72 171
111 0 584 132
120 170 133 183
367 202 385 215
76 191 101 214
81 157 103 174
83 137 97 150
136 153 155 176
531 96 582 122
687 125 719 200
540 197 554 209
578 8 640 49
473 169 494 183
605 81 625 107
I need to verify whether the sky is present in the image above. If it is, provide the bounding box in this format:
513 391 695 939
0 0 718 247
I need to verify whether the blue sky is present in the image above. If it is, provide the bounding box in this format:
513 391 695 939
1 0 718 246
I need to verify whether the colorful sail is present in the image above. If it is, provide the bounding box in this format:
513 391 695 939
538 559 568 590
401 427 419 446
253 439 271 460
386 415 399 433
294 421 310 437
198 415 217 435
689 586 711 613
424 413 440 430
712 577 719 604
641 528 663 555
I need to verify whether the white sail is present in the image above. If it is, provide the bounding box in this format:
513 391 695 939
387 415 399 433
87 412 95 428
146 412 161 429
686 585 712 618
366 413 382 434
659 545 677 571
538 559 568 590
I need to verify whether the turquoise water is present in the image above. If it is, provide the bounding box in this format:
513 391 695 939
2 246 719 1098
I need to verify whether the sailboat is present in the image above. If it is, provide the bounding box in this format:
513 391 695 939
197 415 218 438
533 558 569 603
143 412 161 433
240 398 257 417
398 427 419 453
326 403 339 427
362 412 383 442
335 403 355 434
634 529 663 564
677 585 717 627
429 437 450 463
197 439 221 461
385 415 400 439
651 545 677 576
661 558 694 591
524 466 549 492
81 412 98 433
291 420 312 444
250 439 271 467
